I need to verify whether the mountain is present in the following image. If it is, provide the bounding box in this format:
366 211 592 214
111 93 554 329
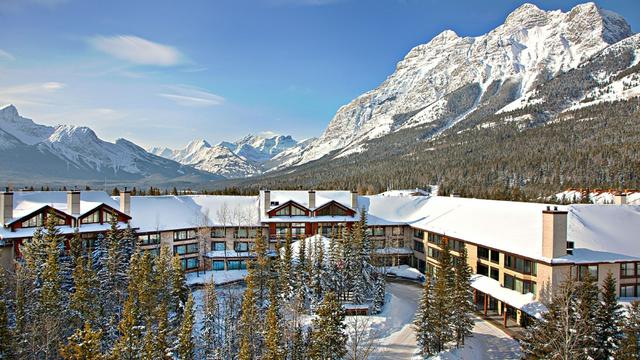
150 133 303 178
0 104 220 185
276 2 634 168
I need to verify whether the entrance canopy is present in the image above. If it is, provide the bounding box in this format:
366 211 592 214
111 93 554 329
470 274 547 319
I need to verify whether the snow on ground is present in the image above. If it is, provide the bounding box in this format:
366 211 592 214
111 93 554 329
186 269 248 286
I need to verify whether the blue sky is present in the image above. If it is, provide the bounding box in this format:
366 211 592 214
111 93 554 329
0 0 638 148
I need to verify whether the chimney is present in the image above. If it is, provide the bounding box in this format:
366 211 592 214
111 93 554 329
351 190 358 210
67 190 80 215
613 193 627 205
542 208 568 259
120 187 131 215
263 190 271 216
1 189 13 224
308 190 316 209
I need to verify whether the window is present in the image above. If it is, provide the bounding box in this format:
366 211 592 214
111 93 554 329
22 213 45 228
212 260 225 271
236 227 248 238
392 227 403 236
449 239 464 252
567 241 575 255
274 223 306 238
621 263 637 278
81 233 96 250
413 240 425 253
477 246 489 260
504 274 536 295
173 230 196 241
578 265 598 281
620 284 635 297
477 262 489 276
504 255 537 276
490 250 500 264
228 260 247 270
234 242 249 252
428 233 443 246
319 223 339 237
413 229 424 239
81 211 100 224
211 242 226 251
367 226 385 237
174 243 199 255
211 228 226 238
315 203 350 217
427 247 441 260
490 267 499 281
103 211 117 223
145 248 160 257
138 233 160 246
275 205 306 216
181 257 199 270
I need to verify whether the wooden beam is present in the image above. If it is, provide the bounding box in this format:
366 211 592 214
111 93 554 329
503 304 508 328
483 294 488 316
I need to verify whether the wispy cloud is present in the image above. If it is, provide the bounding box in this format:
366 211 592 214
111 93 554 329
0 82 66 106
0 49 15 61
88 35 183 66
158 85 225 107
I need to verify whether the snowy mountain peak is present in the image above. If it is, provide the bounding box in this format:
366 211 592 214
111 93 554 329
282 2 635 168
185 138 211 153
0 104 19 116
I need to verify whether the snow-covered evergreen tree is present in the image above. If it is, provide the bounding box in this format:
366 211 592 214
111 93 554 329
238 270 260 360
59 322 104 360
70 255 100 329
201 280 223 359
177 293 196 360
596 272 624 359
617 301 640 359
0 271 14 359
371 273 386 314
431 238 454 352
110 296 143 359
263 279 284 360
414 276 437 357
452 246 474 347
308 291 347 360
576 272 600 359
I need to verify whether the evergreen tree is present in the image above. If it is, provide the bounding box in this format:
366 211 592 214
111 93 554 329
414 276 437 357
280 229 294 300
431 238 454 352
59 322 104 360
616 301 640 360
576 272 600 359
308 292 347 360
596 272 624 359
170 254 189 318
263 279 283 360
238 271 260 360
371 273 386 314
253 227 270 306
0 271 14 359
110 296 143 359
177 294 196 360
40 213 66 358
70 255 99 329
452 246 474 347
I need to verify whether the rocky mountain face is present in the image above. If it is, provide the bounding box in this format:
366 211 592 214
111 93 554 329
0 104 219 184
275 2 634 168
149 133 302 178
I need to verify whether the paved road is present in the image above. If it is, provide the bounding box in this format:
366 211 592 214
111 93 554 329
375 280 521 359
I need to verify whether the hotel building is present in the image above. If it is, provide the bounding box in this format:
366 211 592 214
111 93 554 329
1 188 638 327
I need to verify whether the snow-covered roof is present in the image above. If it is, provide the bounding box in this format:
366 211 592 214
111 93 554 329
410 196 640 263
358 195 431 225
556 205 640 264
121 195 260 233
411 196 554 261
470 274 547 319
261 190 353 211
377 188 431 197
6 191 120 224
0 222 115 240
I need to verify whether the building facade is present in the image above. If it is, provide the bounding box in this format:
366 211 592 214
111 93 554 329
1 188 639 327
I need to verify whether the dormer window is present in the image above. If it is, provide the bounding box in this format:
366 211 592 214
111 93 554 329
21 213 65 228
104 211 117 223
81 211 100 224
275 205 306 216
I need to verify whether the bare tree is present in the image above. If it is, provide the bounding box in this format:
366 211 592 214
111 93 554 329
345 315 381 360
